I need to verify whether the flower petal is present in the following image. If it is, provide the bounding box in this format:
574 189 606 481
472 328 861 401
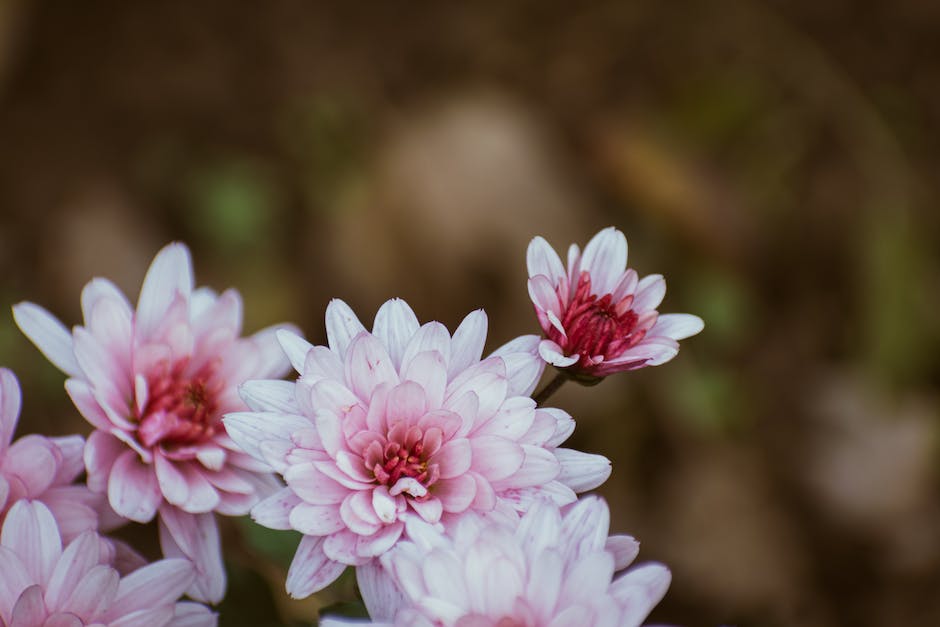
12 303 82 378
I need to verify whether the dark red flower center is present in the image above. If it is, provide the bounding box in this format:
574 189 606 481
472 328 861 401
550 271 645 367
136 360 222 448
368 424 441 491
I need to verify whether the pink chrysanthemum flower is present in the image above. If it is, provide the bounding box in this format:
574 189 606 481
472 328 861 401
13 243 294 603
0 368 101 541
0 499 215 627
321 496 671 627
224 298 611 598
527 227 703 382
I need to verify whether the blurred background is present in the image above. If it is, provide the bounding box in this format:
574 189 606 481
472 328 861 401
1 1 939 625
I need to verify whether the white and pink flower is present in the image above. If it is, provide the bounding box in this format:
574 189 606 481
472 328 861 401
322 496 671 627
0 368 101 541
527 227 703 381
0 499 215 627
224 298 611 598
13 243 295 603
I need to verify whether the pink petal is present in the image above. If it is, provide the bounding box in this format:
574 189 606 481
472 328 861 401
476 396 536 441
168 601 217 627
401 352 447 410
3 434 58 496
286 535 346 598
400 322 452 374
83 431 125 494
433 475 477 513
371 486 399 524
0 369 22 453
490 446 559 489
238 380 298 414
276 329 314 374
157 508 224 604
59 564 119 621
136 243 194 339
86 296 133 372
469 436 524 482
285 462 350 505
537 341 578 368
289 503 345 536
372 298 420 370
105 558 194 620
108 450 161 523
526 236 567 285
251 488 301 530
431 438 472 479
611 563 671 625
0 548 31 626
554 448 611 492
632 274 666 312
527 275 563 317
579 227 628 295
649 313 704 340
1 500 62 586
80 277 132 325
356 560 405 621
386 381 429 426
72 327 130 402
408 497 442 524
10 584 46 627
448 310 488 378
489 335 544 397
325 299 367 358
345 334 399 402
339 492 382 536
12 303 82 378
355 522 403 558
303 345 346 382
606 535 640 571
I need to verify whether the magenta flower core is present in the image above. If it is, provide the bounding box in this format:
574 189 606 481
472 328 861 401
13 242 295 603
225 298 612 599
137 361 222 448
527 226 704 380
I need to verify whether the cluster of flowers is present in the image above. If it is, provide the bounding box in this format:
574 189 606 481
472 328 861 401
3 226 702 626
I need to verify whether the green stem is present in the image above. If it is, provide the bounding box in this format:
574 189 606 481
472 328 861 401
533 372 568 406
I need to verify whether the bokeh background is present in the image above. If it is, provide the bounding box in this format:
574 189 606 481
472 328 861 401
1 1 939 625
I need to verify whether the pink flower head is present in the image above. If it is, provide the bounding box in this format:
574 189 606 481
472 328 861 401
0 368 101 541
0 499 215 627
323 496 671 627
224 298 611 598
13 243 295 603
527 227 703 382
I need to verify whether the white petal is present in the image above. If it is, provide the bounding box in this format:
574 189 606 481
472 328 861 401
372 298 420 371
650 313 704 340
580 227 628 295
554 448 611 492
448 309 488 378
136 243 194 339
526 236 567 284
276 329 313 374
239 380 299 413
12 302 81 377
632 274 666 312
538 340 578 367
325 299 367 358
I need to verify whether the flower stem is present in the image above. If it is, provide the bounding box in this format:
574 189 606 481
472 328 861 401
533 372 568 406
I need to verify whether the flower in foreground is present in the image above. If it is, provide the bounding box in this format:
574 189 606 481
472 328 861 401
527 226 703 382
13 243 294 602
0 368 100 540
224 298 611 598
322 496 671 627
0 499 215 627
